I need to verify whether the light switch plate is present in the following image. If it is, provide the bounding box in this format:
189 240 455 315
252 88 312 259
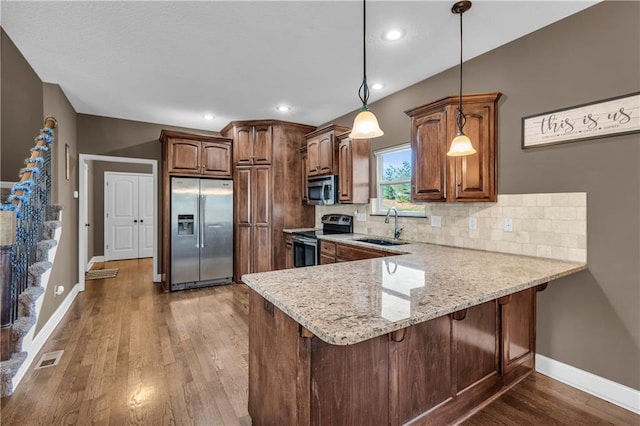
469 217 478 230
431 215 442 228
503 218 514 232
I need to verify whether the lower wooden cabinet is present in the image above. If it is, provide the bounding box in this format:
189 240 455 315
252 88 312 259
249 285 542 425
319 240 394 264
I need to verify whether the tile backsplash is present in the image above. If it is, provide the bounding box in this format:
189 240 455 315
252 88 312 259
316 193 586 263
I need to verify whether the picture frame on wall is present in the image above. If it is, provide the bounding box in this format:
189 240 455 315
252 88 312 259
522 92 640 148
65 144 70 181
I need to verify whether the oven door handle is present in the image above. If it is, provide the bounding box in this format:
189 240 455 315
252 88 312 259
292 236 318 246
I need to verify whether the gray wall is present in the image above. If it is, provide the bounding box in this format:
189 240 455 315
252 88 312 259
326 1 639 389
1 29 43 181
91 162 152 257
37 84 79 334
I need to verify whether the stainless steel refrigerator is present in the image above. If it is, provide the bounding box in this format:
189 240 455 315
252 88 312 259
171 177 233 291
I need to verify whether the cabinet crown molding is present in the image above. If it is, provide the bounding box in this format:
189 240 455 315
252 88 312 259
304 124 350 139
405 92 502 118
220 119 315 136
159 129 231 144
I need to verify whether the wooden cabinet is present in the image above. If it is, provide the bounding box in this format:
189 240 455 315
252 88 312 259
300 147 309 203
249 286 538 425
319 241 337 265
337 133 370 204
222 120 316 279
319 240 394 264
405 93 501 202
305 124 350 177
161 131 232 178
233 124 273 165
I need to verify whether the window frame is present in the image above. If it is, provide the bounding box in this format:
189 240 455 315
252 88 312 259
372 143 426 217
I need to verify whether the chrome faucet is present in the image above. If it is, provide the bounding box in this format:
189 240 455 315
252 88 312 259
384 207 403 240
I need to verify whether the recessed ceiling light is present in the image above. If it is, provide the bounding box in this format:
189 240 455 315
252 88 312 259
371 83 384 90
203 113 214 120
276 105 291 112
383 29 404 41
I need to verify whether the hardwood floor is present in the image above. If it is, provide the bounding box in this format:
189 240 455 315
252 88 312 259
2 258 637 425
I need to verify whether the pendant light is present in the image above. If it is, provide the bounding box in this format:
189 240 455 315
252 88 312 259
349 0 384 139
447 0 476 157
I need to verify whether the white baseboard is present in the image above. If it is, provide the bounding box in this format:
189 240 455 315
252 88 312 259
87 256 105 270
536 354 640 414
12 283 81 391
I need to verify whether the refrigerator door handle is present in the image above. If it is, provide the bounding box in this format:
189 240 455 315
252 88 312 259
200 194 206 248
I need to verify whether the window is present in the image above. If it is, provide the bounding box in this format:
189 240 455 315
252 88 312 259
373 144 425 216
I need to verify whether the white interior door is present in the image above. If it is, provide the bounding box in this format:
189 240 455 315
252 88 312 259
105 172 154 261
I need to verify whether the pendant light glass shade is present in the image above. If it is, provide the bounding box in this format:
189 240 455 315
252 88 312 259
350 107 384 139
447 130 476 156
350 0 384 140
447 0 474 157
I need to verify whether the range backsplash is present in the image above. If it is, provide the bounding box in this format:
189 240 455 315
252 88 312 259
316 193 587 263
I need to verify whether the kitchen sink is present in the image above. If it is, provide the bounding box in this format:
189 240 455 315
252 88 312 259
355 238 409 246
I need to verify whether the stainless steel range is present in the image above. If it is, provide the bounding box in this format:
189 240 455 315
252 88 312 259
292 214 353 268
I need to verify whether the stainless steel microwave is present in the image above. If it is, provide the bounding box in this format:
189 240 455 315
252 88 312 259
307 175 338 205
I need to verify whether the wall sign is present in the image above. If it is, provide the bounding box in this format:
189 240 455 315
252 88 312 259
522 92 640 148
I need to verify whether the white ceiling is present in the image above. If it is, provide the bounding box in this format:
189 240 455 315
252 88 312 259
1 1 599 132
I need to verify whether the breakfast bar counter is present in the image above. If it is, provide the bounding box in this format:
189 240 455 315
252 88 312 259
243 238 586 425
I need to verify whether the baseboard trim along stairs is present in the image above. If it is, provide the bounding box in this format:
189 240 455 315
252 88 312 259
536 354 640 414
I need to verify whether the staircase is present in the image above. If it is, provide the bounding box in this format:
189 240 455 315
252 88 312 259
0 117 62 397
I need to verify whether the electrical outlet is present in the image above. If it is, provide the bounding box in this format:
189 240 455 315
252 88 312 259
431 215 442 228
503 218 514 232
54 285 64 297
469 217 478 230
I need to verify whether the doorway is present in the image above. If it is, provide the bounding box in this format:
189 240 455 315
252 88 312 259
104 172 153 261
78 154 159 292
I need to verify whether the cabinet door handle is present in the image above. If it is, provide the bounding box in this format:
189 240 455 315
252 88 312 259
134 219 138 223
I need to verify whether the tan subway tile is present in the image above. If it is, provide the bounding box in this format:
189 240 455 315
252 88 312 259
577 206 587 220
537 194 553 207
515 231 531 244
522 195 537 207
551 221 570 234
568 248 587 262
491 229 504 241
544 206 561 220
522 244 537 257
515 207 530 219
550 246 569 260
536 245 554 258
536 220 552 233
559 207 577 220
561 233 579 249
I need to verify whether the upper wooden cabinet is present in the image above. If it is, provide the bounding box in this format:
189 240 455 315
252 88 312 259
405 93 501 202
160 130 232 178
232 124 273 165
305 124 350 177
336 132 370 204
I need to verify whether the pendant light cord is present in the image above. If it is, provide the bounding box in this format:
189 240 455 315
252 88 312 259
457 7 466 132
358 0 370 107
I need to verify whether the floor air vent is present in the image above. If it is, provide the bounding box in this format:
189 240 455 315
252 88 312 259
35 350 64 369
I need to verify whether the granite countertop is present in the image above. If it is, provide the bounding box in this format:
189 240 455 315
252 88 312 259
242 234 587 346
